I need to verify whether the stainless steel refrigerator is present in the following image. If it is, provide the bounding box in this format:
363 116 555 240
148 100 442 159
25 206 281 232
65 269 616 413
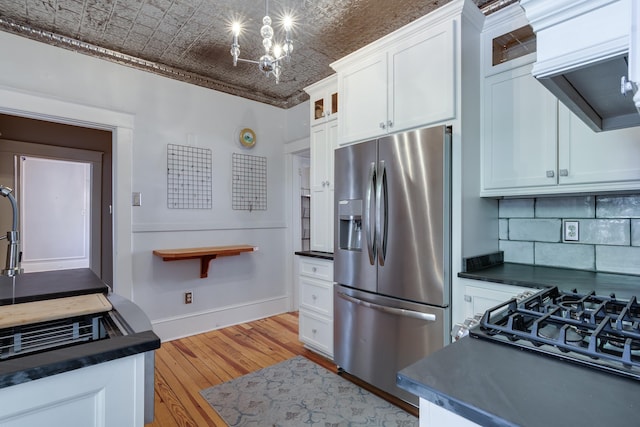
333 125 452 406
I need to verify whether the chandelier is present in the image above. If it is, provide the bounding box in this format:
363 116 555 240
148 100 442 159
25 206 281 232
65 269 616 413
230 0 293 84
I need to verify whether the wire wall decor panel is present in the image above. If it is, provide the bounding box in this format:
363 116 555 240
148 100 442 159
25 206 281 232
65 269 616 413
232 153 267 211
167 144 212 209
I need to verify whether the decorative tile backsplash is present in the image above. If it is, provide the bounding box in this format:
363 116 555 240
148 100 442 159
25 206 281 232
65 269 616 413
499 195 640 275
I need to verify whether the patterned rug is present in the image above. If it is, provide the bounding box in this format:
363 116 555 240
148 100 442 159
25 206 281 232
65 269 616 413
200 356 418 426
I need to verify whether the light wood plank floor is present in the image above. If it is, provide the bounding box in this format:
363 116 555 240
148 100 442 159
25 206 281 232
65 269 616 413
145 311 417 426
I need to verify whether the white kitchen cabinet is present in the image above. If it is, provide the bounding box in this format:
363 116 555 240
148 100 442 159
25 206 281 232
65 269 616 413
0 353 145 427
556 103 640 187
308 76 338 127
480 4 640 197
306 75 338 253
298 257 334 358
482 63 558 191
462 282 532 320
332 17 455 145
482 66 640 196
420 398 481 427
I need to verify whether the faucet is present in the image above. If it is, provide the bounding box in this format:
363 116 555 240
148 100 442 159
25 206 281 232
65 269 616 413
0 185 22 277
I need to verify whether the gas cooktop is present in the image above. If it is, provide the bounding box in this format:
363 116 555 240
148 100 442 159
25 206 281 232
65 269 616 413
470 286 640 380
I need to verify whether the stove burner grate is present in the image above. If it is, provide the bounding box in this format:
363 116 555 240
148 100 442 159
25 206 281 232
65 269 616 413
471 287 640 380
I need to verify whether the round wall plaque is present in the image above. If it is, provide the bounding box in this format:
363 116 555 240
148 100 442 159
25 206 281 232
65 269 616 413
239 128 256 148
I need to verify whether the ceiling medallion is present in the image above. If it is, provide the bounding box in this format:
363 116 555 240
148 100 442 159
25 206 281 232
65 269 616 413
230 0 294 84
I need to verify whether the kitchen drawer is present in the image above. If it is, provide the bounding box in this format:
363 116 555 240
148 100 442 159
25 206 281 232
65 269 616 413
299 276 333 317
299 310 333 357
299 258 333 282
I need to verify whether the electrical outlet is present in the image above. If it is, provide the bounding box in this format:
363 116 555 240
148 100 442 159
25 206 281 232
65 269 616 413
184 291 193 304
564 221 579 241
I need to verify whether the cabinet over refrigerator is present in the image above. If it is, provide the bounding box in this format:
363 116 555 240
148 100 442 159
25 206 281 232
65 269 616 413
334 125 452 406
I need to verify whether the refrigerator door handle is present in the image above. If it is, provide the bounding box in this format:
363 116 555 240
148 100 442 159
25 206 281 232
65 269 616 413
375 161 388 266
365 161 376 265
336 291 437 322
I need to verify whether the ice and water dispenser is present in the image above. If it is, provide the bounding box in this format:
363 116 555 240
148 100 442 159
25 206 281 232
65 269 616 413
338 199 362 251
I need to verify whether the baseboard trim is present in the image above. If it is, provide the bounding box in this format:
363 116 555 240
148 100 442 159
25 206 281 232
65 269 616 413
152 296 291 342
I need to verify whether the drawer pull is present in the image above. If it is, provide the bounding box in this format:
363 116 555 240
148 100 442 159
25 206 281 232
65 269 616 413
312 267 317 272
312 294 317 300
312 328 317 334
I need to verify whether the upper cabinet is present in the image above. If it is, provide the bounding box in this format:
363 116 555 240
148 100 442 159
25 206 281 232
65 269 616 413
331 8 463 145
309 79 338 127
480 4 640 197
520 0 639 132
305 75 338 253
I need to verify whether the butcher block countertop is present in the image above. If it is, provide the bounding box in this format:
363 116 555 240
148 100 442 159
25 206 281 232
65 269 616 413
0 293 112 329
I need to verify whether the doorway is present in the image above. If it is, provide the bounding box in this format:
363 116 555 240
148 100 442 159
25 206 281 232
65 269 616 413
19 156 92 273
0 114 112 285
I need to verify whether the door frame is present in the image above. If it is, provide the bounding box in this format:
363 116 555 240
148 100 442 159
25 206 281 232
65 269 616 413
0 87 135 299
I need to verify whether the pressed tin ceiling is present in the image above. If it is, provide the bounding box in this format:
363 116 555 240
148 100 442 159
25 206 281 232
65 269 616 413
0 0 516 108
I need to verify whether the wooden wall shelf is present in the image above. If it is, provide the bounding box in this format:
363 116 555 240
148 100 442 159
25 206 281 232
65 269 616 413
153 245 258 278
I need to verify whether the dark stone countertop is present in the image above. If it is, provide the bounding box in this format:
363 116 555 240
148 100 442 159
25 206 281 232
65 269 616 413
295 250 334 260
396 258 640 425
0 268 110 305
459 262 640 300
0 269 160 389
398 336 640 427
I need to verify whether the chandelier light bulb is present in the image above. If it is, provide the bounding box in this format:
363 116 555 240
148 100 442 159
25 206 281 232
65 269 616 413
283 16 292 32
274 44 282 59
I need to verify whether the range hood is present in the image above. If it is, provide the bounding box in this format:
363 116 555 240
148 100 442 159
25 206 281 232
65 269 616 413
521 0 640 132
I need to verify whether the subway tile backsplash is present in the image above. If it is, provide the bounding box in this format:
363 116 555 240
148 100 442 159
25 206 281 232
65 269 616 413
499 195 640 275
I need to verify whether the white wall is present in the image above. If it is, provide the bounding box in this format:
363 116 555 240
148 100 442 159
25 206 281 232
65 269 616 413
0 31 302 340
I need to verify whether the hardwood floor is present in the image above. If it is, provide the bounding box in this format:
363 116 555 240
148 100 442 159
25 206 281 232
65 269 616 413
145 311 417 426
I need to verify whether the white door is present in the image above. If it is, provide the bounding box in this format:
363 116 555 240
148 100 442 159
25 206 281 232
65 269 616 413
19 156 91 272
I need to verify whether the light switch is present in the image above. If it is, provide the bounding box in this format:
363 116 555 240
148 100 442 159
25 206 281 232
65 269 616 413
132 192 142 206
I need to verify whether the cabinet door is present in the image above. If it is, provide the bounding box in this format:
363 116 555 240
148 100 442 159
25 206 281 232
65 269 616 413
337 52 387 144
463 284 530 320
310 125 329 190
390 20 455 132
558 103 640 186
310 124 328 252
0 354 144 427
326 120 337 252
309 122 337 253
310 90 339 126
482 64 557 190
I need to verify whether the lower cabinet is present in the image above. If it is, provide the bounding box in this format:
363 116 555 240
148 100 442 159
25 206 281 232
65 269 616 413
462 280 532 320
0 353 145 426
420 398 480 427
298 257 333 358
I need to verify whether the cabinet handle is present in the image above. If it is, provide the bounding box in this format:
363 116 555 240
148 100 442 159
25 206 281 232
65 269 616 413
464 295 472 302
546 170 555 178
325 180 330 187
312 294 317 300
312 267 317 272
312 328 317 334
559 169 569 177
387 120 393 128
379 122 386 129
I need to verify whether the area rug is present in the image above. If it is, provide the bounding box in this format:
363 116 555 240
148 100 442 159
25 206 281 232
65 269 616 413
200 356 418 426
